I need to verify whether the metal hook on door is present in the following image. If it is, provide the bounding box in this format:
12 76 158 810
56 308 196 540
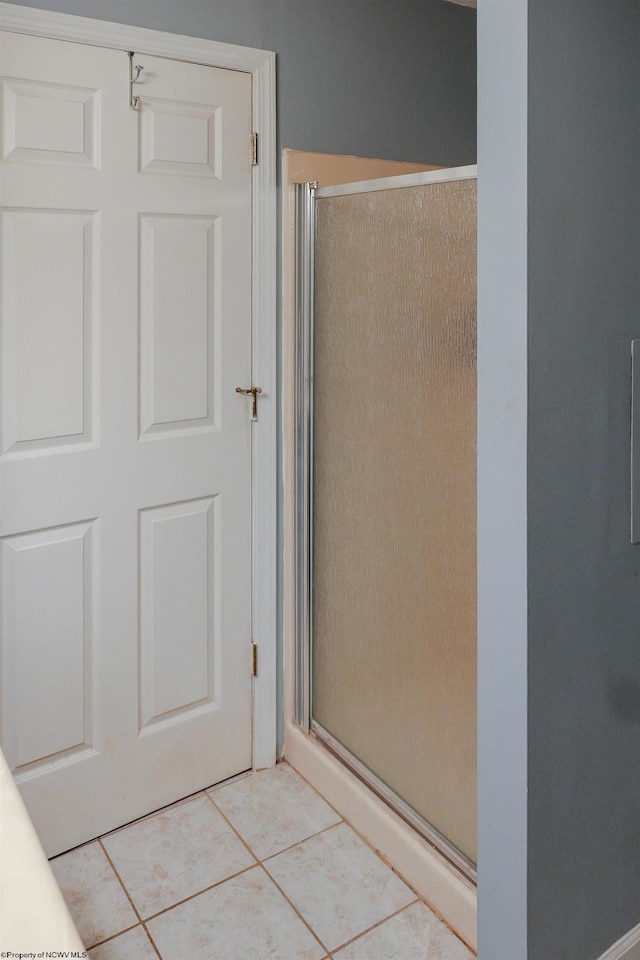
128 51 144 108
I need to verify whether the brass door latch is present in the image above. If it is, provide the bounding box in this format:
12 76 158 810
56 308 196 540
236 386 262 420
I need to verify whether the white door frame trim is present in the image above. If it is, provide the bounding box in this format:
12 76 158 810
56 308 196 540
0 1 277 771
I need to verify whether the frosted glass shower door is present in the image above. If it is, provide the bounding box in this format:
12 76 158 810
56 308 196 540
309 170 477 868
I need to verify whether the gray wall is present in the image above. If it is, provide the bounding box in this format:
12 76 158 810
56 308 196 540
2 0 477 165
479 1 640 957
527 2 640 958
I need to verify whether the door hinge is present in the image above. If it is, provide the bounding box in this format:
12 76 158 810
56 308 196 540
251 132 258 166
252 642 258 677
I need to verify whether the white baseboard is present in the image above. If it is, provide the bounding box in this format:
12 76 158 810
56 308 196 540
598 922 640 960
284 722 477 953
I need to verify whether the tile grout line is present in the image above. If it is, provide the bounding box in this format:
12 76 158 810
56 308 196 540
204 787 332 956
95 761 338 911
95 790 261 931
206 770 440 958
92 763 252 848
204 778 345 865
86 921 140 953
330 898 421 956
50 767 252 863
202 788 265 863
280 759 347 824
207 785 344 861
89 782 265 942
256 821 418 955
124 785 331 959
257 818 344 859
240 766 475 956
280 761 438 900
138 863 257 924
284 759 475 951
83 765 472 958
256 860 332 958
95 838 172 959
141 919 164 960
366 840 476 955
88 921 162 960
61 772 255 955
98 837 144 923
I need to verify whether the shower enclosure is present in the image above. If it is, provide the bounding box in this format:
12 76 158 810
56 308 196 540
295 167 477 877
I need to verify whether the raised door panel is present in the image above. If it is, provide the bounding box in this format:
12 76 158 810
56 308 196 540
131 52 250 195
1 208 97 456
139 214 218 437
1 77 99 169
139 98 220 179
139 497 218 731
1 521 96 772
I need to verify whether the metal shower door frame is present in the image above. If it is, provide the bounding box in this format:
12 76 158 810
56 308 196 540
294 166 478 883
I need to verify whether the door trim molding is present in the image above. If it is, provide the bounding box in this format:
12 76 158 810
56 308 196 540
0 2 277 771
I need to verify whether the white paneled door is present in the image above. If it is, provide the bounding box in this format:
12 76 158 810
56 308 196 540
0 30 254 855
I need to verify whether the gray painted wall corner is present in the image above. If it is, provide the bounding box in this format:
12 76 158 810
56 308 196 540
527 2 640 958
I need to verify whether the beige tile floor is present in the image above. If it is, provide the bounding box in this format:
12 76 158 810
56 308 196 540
50 762 475 960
